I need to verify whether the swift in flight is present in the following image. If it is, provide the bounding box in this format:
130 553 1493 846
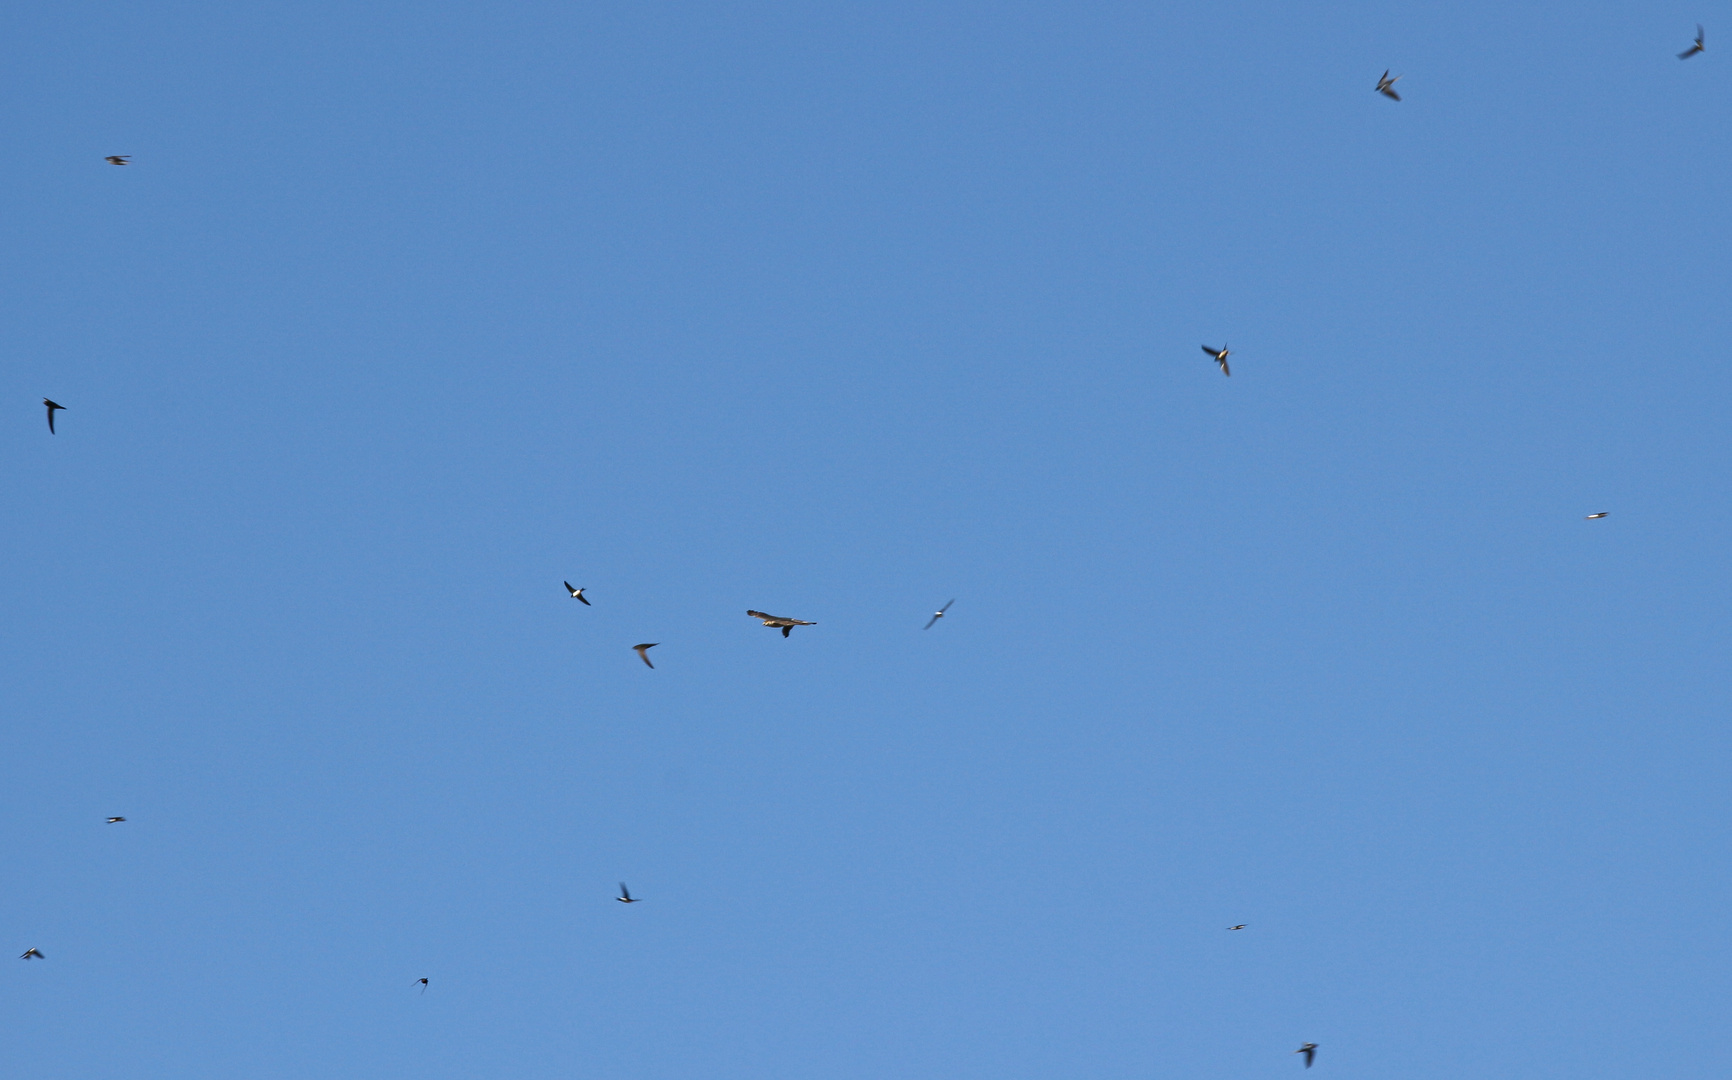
925 599 955 630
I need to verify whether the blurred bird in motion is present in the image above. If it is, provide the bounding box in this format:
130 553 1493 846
1227 924 1246 930
106 817 125 824
617 883 641 903
1376 70 1402 99
1201 345 1230 376
633 643 658 668
418 978 428 993
44 399 65 433
925 600 955 630
1296 1044 1317 1068
20 948 44 961
1681 25 1705 58
1585 512 1608 520
564 582 590 605
105 155 130 165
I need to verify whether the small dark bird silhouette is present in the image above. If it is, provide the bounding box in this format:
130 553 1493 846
1585 512 1608 520
1680 25 1705 58
105 155 130 165
106 817 126 824
1376 70 1402 100
1227 924 1246 930
1201 345 1231 376
1296 1044 1317 1068
564 582 590 605
617 882 641 903
417 978 428 993
633 643 658 668
747 610 816 637
20 948 44 961
44 399 65 433
925 599 955 630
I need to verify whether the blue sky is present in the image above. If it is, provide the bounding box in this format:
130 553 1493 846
2 1 1729 1077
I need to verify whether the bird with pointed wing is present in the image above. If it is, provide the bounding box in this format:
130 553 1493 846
564 581 590 605
747 610 816 637
1681 25 1705 58
617 883 642 903
925 600 955 630
1201 345 1231 376
1376 70 1402 99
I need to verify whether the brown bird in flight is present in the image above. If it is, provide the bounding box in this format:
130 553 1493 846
44 399 65 433
1296 1044 1317 1068
617 883 641 903
417 978 428 993
1201 345 1230 376
20 948 44 961
747 610 816 637
633 643 658 668
1376 70 1402 100
1680 25 1705 58
105 155 130 165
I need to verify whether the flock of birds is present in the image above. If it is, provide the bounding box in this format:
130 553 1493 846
20 23 1711 1070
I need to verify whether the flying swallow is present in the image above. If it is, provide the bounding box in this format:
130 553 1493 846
1680 25 1705 58
564 582 590 605
105 155 130 165
617 882 641 903
925 599 955 630
417 978 428 993
106 817 126 824
1296 1044 1317 1068
1585 512 1608 520
1201 345 1230 376
633 643 658 668
1227 924 1246 930
747 610 817 637
19 948 43 960
1376 70 1402 100
44 399 65 433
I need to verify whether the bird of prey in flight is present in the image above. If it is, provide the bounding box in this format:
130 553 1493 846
44 399 65 433
105 155 130 165
1227 924 1246 930
417 978 428 993
1376 70 1402 100
925 600 955 630
747 610 816 637
617 883 641 903
1296 1044 1317 1068
1680 25 1705 58
1201 345 1230 376
20 948 44 961
1585 512 1608 520
564 582 590 605
633 643 658 668
106 817 126 824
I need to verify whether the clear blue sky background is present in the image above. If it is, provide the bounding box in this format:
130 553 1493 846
2 1 1728 1077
